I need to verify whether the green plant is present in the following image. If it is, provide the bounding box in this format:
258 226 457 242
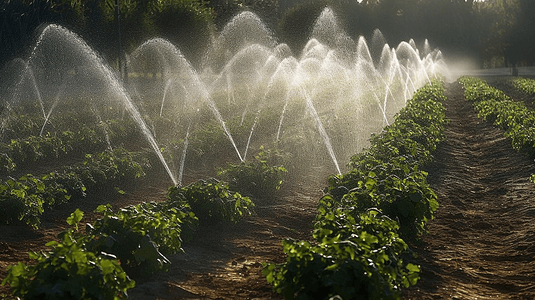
167 178 255 225
0 174 71 228
188 114 255 166
0 147 150 229
76 148 147 189
86 202 196 279
0 129 106 173
322 80 445 239
323 158 438 239
263 209 419 300
2 209 135 299
217 146 288 199
0 153 16 174
460 76 535 157
512 77 535 95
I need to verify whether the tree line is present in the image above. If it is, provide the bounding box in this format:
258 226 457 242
1 0 533 70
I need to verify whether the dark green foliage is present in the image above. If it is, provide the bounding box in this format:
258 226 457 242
167 178 255 225
2 171 256 297
324 80 446 240
74 148 147 189
188 119 235 165
0 174 72 228
461 76 535 156
0 130 101 175
217 146 288 199
264 80 446 299
0 110 151 176
86 203 197 278
0 153 16 173
0 147 148 229
48 171 87 199
512 77 535 96
2 209 135 300
187 114 255 167
277 0 330 53
322 159 438 239
0 128 107 171
263 209 420 300
151 0 215 67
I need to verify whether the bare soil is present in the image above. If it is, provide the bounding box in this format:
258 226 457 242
2 78 535 299
126 171 327 300
404 80 535 299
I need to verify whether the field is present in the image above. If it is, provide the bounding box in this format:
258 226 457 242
2 76 535 299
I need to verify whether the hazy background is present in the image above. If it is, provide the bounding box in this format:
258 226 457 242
1 0 533 71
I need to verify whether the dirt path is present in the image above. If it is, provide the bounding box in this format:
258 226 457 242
405 81 535 299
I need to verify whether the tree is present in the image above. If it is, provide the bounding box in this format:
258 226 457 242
504 0 535 66
277 0 331 54
0 0 84 67
473 0 521 67
150 0 215 68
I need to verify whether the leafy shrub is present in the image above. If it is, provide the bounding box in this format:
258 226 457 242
0 153 16 173
263 209 419 300
0 129 106 173
461 76 535 156
2 209 135 299
512 77 535 95
74 148 147 190
167 178 255 225
0 114 148 175
322 158 438 238
217 146 288 199
365 125 434 166
323 80 446 239
86 202 197 278
0 174 71 228
48 171 87 199
188 114 255 167
0 147 148 229
0 113 42 141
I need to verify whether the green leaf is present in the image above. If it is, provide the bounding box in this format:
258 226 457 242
67 209 84 226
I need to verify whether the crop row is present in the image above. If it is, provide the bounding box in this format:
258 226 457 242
263 80 447 299
2 177 256 299
460 76 535 156
2 148 288 298
512 77 535 96
0 108 274 179
0 117 145 175
0 147 149 228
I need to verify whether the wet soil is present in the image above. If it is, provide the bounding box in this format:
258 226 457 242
3 78 535 299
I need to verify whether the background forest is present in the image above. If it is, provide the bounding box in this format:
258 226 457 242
1 0 534 71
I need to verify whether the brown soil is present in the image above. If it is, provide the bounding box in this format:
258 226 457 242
126 171 326 300
404 80 535 299
2 79 535 299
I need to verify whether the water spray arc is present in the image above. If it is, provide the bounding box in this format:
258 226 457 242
0 7 447 185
